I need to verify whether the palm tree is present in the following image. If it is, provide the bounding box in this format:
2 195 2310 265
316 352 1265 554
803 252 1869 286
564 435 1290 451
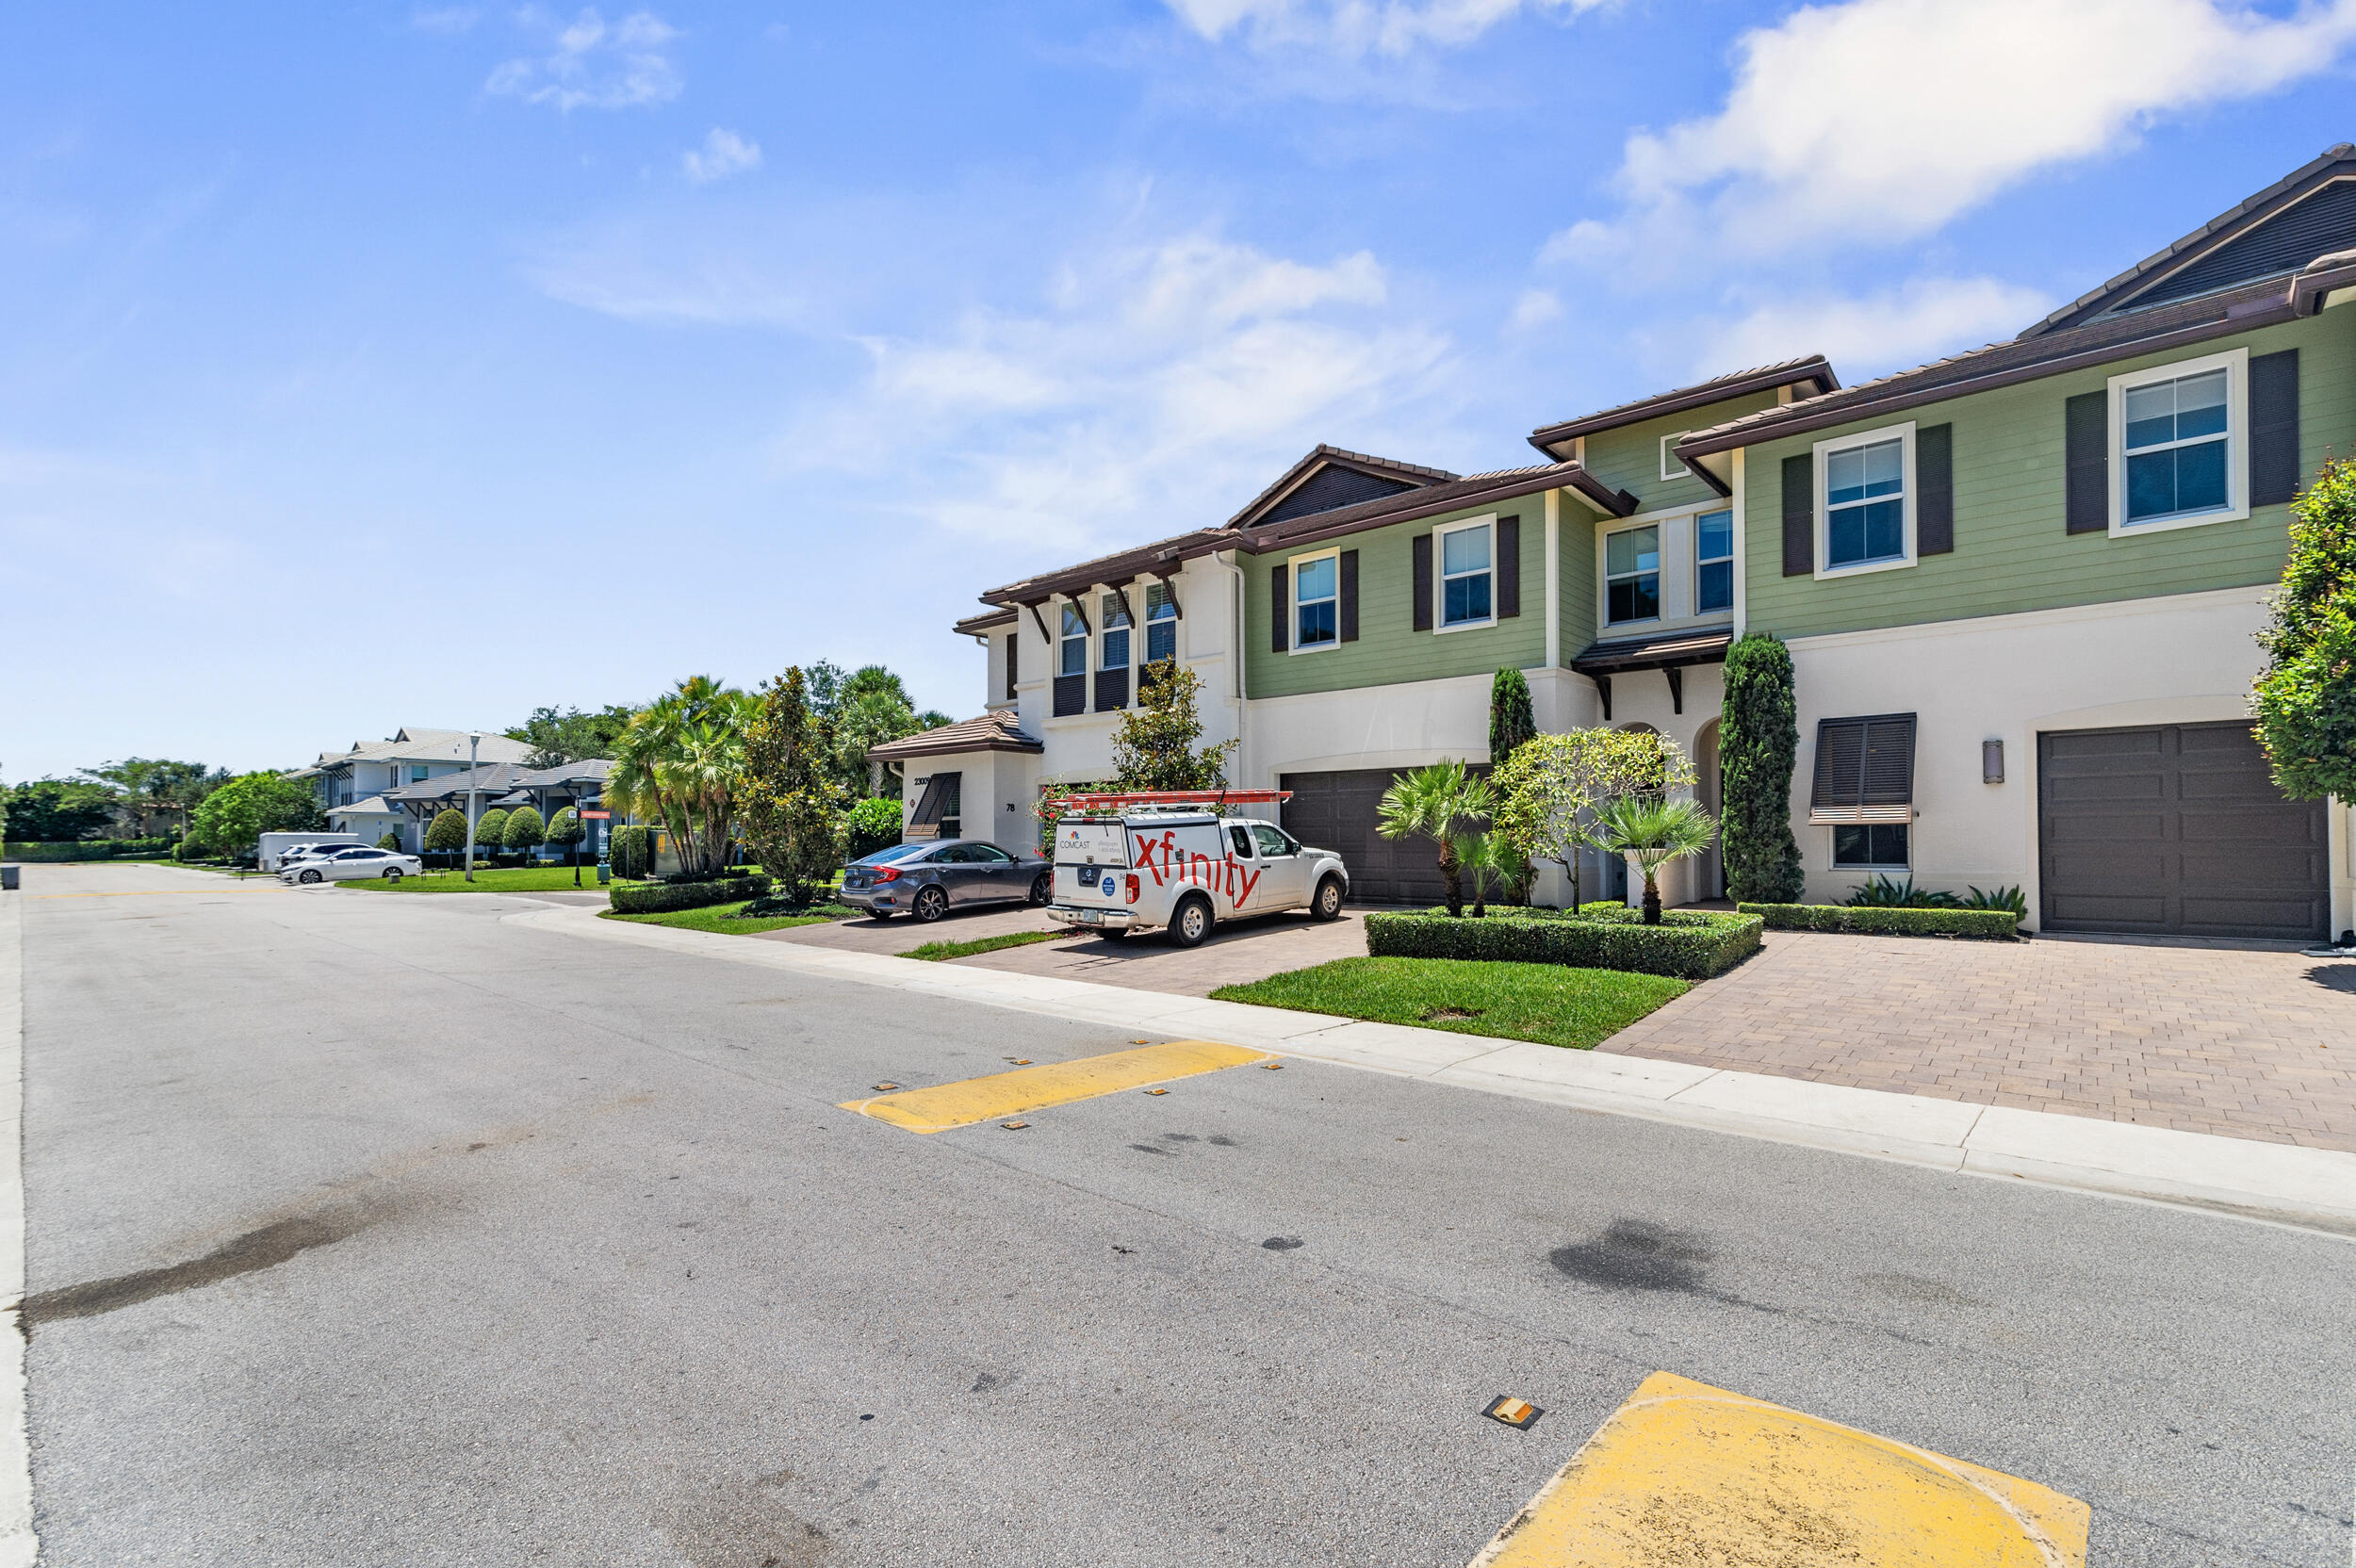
1594 795 1719 925
1377 761 1494 917
1452 828 1517 919
606 677 758 877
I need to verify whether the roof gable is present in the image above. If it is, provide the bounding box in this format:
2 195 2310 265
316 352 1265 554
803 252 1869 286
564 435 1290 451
1222 445 1456 531
2025 142 2356 335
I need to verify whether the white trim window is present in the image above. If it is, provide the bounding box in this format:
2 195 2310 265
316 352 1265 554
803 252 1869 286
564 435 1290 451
1831 823 1909 870
1099 591 1132 671
1695 508 1734 614
1815 420 1916 579
1059 604 1088 678
1660 431 1691 481
1291 549 1340 651
2110 347 2248 534
1604 523 1660 626
1144 581 1178 664
1435 519 1494 630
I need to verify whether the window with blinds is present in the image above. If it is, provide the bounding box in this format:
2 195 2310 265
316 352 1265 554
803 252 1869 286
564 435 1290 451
1808 713 1918 825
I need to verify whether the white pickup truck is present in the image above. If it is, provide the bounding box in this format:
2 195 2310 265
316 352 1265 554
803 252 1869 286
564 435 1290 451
1044 800 1350 947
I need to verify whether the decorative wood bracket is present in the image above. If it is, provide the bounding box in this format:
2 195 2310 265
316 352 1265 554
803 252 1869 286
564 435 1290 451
1667 665 1683 715
1596 675 1612 723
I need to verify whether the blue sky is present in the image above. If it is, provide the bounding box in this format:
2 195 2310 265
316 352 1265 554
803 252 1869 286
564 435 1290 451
8 0 2355 779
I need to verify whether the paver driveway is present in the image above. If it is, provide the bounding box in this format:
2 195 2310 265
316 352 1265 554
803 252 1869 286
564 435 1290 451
1600 931 2356 1152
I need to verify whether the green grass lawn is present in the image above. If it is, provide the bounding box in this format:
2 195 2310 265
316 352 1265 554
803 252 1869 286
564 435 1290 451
354 865 628 894
901 929 1067 962
598 899 839 935
1211 956 1688 1051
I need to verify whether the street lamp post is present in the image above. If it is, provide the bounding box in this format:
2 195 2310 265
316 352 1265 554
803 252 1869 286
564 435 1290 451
464 731 482 884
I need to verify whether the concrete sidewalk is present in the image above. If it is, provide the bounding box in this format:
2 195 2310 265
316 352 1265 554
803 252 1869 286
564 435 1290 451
518 904 2356 1236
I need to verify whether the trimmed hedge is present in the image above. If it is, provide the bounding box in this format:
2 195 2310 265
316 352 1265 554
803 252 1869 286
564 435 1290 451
1739 903 2019 940
609 874 771 914
4 839 176 861
1365 906 1762 980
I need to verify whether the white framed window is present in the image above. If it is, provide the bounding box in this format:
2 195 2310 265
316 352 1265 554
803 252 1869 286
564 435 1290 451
1059 604 1088 677
2109 347 2248 535
1434 518 1494 631
1145 581 1178 664
1099 592 1132 670
1831 824 1909 870
1814 421 1916 580
1660 431 1691 481
1290 548 1340 652
1695 508 1734 613
1604 524 1660 626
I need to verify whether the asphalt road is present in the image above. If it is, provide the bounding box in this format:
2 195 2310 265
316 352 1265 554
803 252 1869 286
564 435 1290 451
16 864 2355 1565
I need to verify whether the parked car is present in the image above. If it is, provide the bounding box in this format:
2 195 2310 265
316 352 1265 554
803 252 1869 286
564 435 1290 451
280 846 425 885
1045 805 1348 947
839 840 1051 923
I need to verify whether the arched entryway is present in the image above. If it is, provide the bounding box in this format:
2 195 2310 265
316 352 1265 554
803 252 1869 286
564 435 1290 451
1694 719 1724 901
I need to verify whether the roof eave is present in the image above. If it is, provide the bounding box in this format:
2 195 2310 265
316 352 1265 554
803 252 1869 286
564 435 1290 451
1526 359 1840 453
1236 466 1603 554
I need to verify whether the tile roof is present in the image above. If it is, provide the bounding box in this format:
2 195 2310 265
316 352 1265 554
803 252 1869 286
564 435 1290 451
866 710 1043 761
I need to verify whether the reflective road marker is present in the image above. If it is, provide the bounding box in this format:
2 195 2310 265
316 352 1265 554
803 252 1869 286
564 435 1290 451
1469 1371 2088 1567
839 1040 1271 1134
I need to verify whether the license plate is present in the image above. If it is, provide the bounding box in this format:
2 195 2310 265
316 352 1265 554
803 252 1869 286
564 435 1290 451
1077 909 1102 923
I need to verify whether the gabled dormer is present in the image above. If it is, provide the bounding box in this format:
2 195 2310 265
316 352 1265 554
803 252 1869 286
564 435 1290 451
1221 445 1457 531
2024 142 2356 336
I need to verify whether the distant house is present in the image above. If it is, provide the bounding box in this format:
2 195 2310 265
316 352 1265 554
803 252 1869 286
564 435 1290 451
288 727 534 851
378 760 616 857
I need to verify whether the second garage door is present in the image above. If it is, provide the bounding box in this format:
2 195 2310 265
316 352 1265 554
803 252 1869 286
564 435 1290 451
2038 722 2329 940
1280 769 1453 905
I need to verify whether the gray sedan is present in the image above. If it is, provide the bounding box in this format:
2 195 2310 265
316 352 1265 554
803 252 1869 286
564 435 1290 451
839 840 1052 923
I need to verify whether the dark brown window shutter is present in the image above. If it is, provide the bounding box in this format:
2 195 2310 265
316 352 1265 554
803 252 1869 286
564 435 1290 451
1810 713 1918 810
1412 533 1433 630
1339 548 1359 643
1269 563 1289 654
1005 633 1017 701
2065 391 2107 533
1781 454 1812 576
1916 423 1954 555
1497 515 1520 617
2250 349 2299 506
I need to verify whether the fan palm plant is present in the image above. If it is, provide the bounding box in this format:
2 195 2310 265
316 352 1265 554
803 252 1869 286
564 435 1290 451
1593 794 1719 925
1376 761 1493 917
606 677 759 877
1452 828 1518 919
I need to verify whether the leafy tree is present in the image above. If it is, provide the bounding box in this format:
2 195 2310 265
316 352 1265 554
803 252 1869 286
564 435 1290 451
815 663 952 795
1492 730 1697 911
844 796 902 860
504 706 636 770
607 675 761 877
1488 668 1536 766
2254 458 2356 801
472 808 510 848
376 831 402 851
189 772 322 856
743 667 848 901
1376 761 1493 917
3 778 118 841
545 806 585 848
1720 633 1805 904
1112 661 1236 792
501 805 546 853
80 759 227 840
425 808 469 853
1595 795 1719 925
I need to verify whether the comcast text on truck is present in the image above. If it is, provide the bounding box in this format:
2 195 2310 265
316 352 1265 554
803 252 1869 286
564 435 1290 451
1044 791 1350 947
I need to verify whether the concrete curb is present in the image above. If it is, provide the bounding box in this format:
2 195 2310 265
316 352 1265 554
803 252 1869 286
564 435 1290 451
0 890 39 1567
515 906 2356 1236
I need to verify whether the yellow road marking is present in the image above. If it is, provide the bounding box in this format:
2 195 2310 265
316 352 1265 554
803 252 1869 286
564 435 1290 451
840 1040 1270 1134
1470 1371 2088 1567
25 888 292 899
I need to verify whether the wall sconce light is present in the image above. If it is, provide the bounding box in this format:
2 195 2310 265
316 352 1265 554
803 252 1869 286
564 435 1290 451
1982 739 2004 784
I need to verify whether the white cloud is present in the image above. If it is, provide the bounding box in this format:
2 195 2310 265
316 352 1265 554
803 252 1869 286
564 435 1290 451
1507 287 1562 332
1557 0 2356 262
781 234 1452 549
1167 0 1607 57
486 8 680 111
1699 276 2053 382
410 7 479 35
682 128 762 184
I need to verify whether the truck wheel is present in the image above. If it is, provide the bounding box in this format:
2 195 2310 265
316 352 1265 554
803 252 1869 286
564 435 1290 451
1028 873 1051 905
912 886 948 923
1169 894 1213 949
1310 874 1344 921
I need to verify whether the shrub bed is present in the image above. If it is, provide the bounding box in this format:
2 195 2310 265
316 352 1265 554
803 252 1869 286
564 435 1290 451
1365 906 1761 980
609 874 771 914
4 839 177 862
1738 904 2019 939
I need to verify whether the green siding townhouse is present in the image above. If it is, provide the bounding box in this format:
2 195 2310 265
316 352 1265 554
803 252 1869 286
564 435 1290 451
891 145 2356 939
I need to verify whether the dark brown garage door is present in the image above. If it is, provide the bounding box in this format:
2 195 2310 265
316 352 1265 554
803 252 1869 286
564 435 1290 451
2038 722 2328 940
1281 769 1449 905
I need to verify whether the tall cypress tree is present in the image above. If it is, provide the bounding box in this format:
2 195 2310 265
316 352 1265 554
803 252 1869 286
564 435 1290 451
1488 667 1536 766
744 667 847 902
1719 633 1805 904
